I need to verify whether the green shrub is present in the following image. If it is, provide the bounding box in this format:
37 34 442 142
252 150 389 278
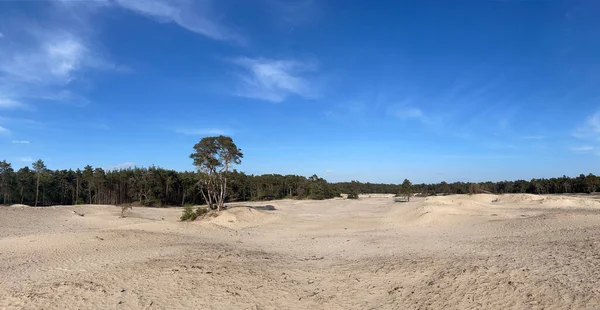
195 207 209 217
181 205 210 221
141 198 162 207
180 205 195 221
347 191 359 199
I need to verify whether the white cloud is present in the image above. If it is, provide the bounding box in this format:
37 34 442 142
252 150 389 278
112 0 244 43
12 140 30 144
20 157 33 163
574 111 600 141
264 0 319 26
387 105 430 123
0 33 86 85
570 146 595 152
0 97 24 109
104 161 135 170
0 14 125 110
229 57 317 102
0 1 129 109
571 112 600 155
0 126 9 134
325 169 333 173
175 128 229 136
521 135 545 140
0 116 43 129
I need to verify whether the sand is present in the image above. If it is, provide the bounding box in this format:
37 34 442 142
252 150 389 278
2 194 600 309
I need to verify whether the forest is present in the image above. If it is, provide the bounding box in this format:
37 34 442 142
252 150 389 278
0 159 599 207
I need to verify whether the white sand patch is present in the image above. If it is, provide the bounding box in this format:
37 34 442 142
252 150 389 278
2 194 600 309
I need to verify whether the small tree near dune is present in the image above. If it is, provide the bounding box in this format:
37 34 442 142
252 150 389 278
400 179 413 202
120 205 132 218
347 190 359 199
32 159 47 207
468 183 479 195
190 136 243 211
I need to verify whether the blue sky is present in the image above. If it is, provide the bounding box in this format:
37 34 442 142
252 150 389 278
0 0 599 184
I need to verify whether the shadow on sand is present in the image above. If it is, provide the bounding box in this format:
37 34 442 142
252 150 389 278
228 205 277 211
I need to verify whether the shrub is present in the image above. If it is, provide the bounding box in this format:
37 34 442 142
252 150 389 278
141 198 162 207
195 207 209 217
347 191 359 199
181 205 210 221
120 205 132 218
180 205 195 221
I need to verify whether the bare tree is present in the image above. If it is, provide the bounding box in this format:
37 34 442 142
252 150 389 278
120 205 132 218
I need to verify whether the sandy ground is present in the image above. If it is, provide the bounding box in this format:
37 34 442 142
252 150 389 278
2 194 600 309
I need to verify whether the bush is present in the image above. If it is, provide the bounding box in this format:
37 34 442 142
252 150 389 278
180 205 195 221
120 205 132 218
195 207 209 217
141 198 162 207
181 205 210 221
347 191 359 199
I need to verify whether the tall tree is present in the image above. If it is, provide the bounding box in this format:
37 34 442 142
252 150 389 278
82 165 94 204
0 160 13 204
32 159 47 207
400 179 413 202
190 136 243 211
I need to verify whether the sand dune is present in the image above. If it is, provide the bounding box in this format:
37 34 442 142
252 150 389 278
2 194 600 309
208 206 280 229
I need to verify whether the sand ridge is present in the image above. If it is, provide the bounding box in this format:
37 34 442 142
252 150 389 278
2 194 600 309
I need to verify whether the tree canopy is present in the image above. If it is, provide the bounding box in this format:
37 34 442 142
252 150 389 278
190 136 243 210
400 179 413 201
0 157 598 207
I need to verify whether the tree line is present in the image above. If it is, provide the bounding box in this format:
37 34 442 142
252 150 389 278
337 175 600 197
1 159 598 207
0 159 340 206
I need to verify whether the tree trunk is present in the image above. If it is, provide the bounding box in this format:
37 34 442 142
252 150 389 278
76 176 79 204
35 174 40 207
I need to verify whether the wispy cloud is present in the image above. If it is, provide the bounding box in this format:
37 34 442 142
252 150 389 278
573 111 600 141
0 126 9 134
387 105 431 124
0 116 44 129
571 111 600 155
483 142 517 150
104 161 135 170
12 140 30 144
325 169 333 173
229 57 317 102
0 97 24 109
570 146 594 152
175 128 230 136
0 20 124 110
86 122 110 130
264 0 320 27
20 157 33 163
112 0 244 43
521 135 545 140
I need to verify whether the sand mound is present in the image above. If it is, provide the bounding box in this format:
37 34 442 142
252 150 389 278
488 193 600 207
358 193 395 198
385 194 600 228
208 207 279 229
385 197 491 228
8 204 29 208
